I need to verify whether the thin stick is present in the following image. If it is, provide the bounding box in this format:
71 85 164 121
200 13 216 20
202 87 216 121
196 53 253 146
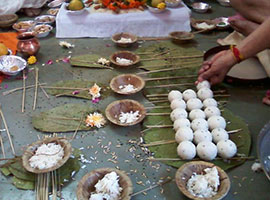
145 105 170 109
2 83 47 96
146 113 170 116
33 68 39 110
138 60 202 70
141 55 203 61
148 100 169 104
69 60 113 69
131 179 172 197
138 36 170 41
142 140 176 147
215 94 230 97
0 104 15 155
72 114 84 140
146 90 226 97
148 97 167 101
144 75 197 82
147 156 255 161
0 134 6 158
145 125 173 128
146 83 194 89
136 66 198 75
140 121 165 134
22 70 26 113
228 129 242 134
43 86 89 90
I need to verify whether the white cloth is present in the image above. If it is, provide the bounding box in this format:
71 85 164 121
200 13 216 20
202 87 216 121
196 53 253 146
0 0 47 15
56 2 191 38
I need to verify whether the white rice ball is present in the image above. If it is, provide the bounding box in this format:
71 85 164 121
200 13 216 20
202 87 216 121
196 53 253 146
197 141 217 161
211 128 229 144
170 108 188 121
183 89 197 101
196 80 211 90
186 98 203 111
197 88 214 101
208 116 226 130
170 99 186 110
173 118 191 131
189 109 206 121
175 127 194 143
204 106 221 118
193 129 212 144
168 90 182 102
203 98 218 108
177 141 196 160
191 118 208 131
217 140 237 159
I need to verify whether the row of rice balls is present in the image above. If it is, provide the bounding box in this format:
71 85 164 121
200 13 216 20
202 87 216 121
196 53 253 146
168 81 237 161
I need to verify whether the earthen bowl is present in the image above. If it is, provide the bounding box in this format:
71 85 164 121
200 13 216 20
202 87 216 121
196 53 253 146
191 18 216 32
77 168 133 200
0 14 18 28
110 74 145 95
169 31 194 42
110 51 140 67
22 137 72 174
105 99 146 126
111 32 138 48
175 161 230 200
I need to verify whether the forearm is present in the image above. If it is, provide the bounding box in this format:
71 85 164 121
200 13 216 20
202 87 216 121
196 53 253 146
237 17 270 59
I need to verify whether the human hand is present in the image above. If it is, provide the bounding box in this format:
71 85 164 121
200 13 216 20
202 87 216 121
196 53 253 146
197 50 237 85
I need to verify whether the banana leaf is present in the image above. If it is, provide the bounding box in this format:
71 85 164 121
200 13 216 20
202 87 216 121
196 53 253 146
143 108 251 170
32 103 105 133
47 80 111 100
70 54 111 69
1 167 11 176
12 177 35 190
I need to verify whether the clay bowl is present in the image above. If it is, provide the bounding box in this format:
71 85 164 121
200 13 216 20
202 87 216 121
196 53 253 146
0 14 18 28
175 161 230 200
22 137 72 174
111 32 138 48
191 18 216 32
169 31 194 42
110 74 145 95
105 99 146 126
77 168 133 200
110 51 140 67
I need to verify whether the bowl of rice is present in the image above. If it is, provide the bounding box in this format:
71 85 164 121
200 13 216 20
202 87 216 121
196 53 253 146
77 168 133 200
110 74 145 95
175 161 230 200
191 18 216 32
111 32 138 48
110 51 140 67
105 99 146 126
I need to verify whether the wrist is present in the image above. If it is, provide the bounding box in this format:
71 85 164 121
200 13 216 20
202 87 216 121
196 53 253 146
226 50 238 67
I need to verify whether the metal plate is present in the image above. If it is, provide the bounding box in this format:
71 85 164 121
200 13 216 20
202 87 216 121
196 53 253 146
257 121 270 181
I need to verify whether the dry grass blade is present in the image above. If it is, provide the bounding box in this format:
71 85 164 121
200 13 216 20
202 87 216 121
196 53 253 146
0 134 6 158
2 83 47 96
145 125 173 128
136 66 197 75
140 55 203 61
146 113 170 116
0 104 15 155
146 83 194 89
144 75 197 82
142 140 176 147
33 68 39 110
72 114 85 140
22 70 26 113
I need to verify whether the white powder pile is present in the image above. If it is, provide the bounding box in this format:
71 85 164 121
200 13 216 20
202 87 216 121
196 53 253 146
196 22 215 29
186 167 220 198
89 171 123 200
118 37 132 43
119 110 140 124
29 143 64 170
119 84 137 93
116 57 133 65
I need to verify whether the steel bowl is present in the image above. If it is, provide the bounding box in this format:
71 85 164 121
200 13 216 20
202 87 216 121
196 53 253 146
165 0 181 8
0 55 27 76
35 15 56 25
192 2 211 13
12 20 36 32
47 8 60 16
147 5 167 14
48 0 64 8
65 4 88 15
31 24 53 38
217 0 230 7
214 17 230 30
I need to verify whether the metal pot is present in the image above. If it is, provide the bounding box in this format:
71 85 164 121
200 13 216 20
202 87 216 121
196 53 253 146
17 32 40 56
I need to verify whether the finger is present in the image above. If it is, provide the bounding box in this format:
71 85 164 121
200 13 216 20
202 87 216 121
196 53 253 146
209 76 222 85
198 64 210 75
201 68 216 81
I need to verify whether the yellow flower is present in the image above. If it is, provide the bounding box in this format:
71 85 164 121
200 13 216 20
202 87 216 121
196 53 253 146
27 56 37 65
157 2 166 9
85 112 106 128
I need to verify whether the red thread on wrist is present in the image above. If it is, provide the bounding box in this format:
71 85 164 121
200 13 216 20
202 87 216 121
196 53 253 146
230 45 244 63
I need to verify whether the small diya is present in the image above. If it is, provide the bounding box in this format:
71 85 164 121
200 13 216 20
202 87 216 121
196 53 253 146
111 32 138 48
191 18 216 32
105 99 146 126
110 51 140 67
175 161 230 200
22 137 72 174
110 74 145 95
77 168 133 200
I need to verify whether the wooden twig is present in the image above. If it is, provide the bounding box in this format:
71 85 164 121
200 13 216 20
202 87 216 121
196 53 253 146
148 100 169 104
148 97 167 101
215 94 230 98
146 83 194 89
69 59 113 69
145 105 170 109
0 134 6 158
2 83 47 96
141 55 203 61
0 104 15 155
146 113 170 116
144 75 197 82
145 125 173 128
72 114 85 140
138 36 170 41
140 121 165 134
33 68 39 110
43 86 89 90
147 156 255 161
138 60 202 70
22 70 26 113
136 66 198 75
131 178 172 197
142 140 176 147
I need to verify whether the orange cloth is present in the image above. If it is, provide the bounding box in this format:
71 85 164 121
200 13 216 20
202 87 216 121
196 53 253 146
0 32 19 55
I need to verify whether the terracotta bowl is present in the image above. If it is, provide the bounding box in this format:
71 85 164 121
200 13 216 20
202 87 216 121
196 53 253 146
77 168 133 200
110 74 145 95
110 51 140 67
105 99 146 126
175 161 230 200
111 32 138 48
0 14 18 28
22 137 72 174
169 31 194 42
191 18 216 32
